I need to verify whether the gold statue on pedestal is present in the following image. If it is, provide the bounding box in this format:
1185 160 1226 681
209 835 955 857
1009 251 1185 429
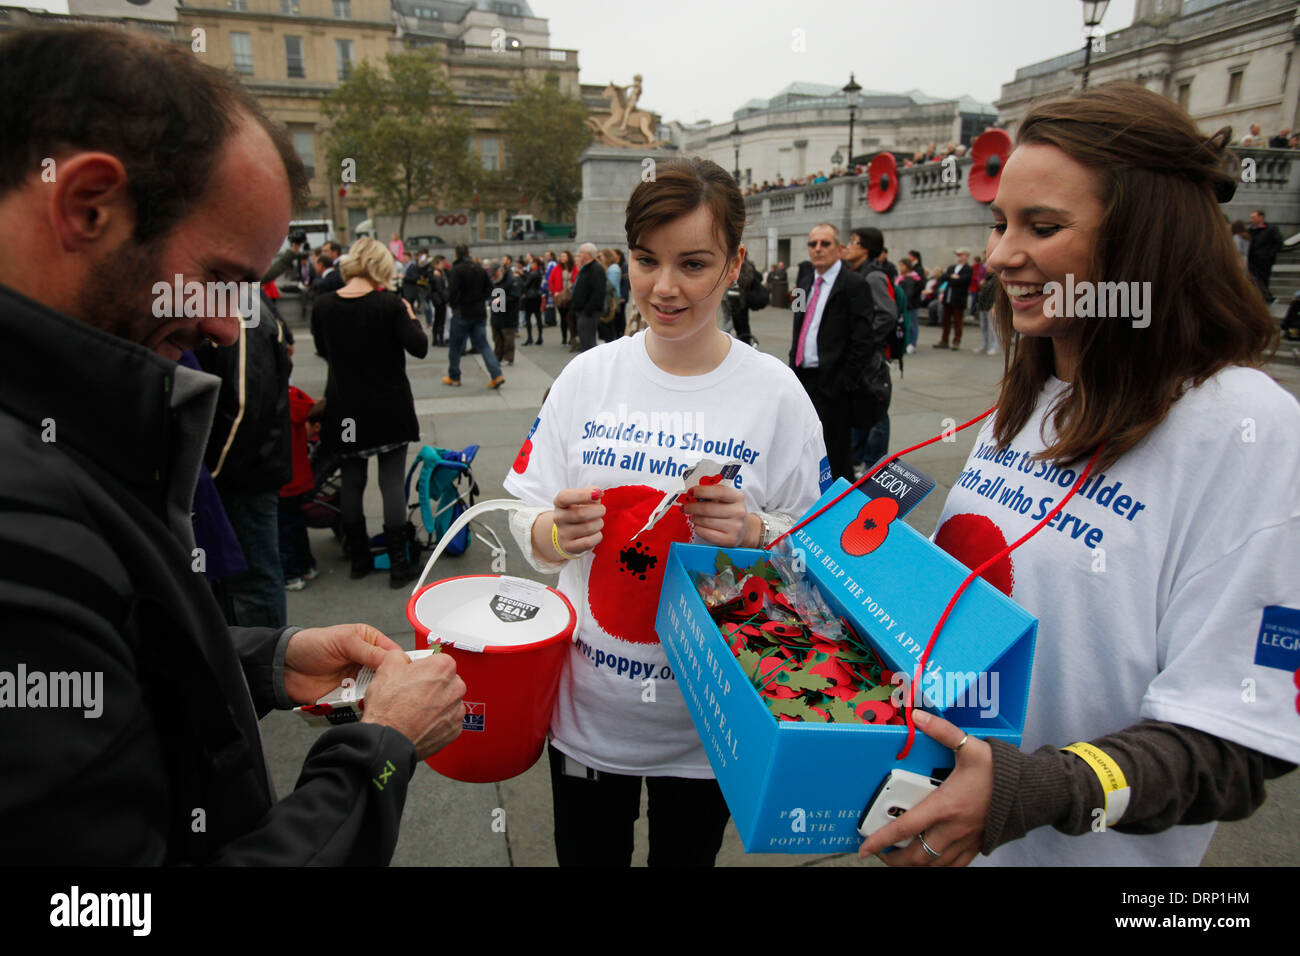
589 76 663 147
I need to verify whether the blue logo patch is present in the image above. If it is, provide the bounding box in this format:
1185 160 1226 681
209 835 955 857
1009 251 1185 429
817 456 832 492
1253 606 1300 672
526 416 540 439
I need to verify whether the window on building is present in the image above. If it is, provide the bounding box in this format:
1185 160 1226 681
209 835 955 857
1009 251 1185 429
1227 69 1243 104
415 7 441 19
231 32 253 75
1176 81 1190 110
479 138 499 172
228 0 247 10
336 39 354 81
292 131 315 177
281 0 300 15
493 2 521 14
333 0 351 18
285 36 304 78
745 168 752 184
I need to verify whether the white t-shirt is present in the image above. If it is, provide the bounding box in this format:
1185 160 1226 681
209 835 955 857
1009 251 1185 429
504 332 829 776
934 367 1300 866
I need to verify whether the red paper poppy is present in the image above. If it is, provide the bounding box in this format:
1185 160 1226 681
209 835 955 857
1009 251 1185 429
841 496 899 557
867 152 899 212
968 128 1012 204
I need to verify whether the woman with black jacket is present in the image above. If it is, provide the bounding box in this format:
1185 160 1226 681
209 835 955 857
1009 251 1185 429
312 237 428 587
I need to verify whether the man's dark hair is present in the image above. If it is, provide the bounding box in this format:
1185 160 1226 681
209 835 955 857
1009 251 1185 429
850 227 884 259
1252 209 1267 219
325 241 343 257
0 27 311 244
316 253 334 269
455 244 469 259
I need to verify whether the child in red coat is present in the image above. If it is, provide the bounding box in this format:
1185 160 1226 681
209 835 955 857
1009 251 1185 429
279 385 320 590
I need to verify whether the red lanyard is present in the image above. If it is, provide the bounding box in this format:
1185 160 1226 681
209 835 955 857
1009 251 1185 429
767 405 1106 758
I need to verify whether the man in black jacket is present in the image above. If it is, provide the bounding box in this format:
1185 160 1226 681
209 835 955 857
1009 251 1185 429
936 248 973 349
1248 209 1284 303
0 26 465 865
789 223 875 483
198 292 293 628
842 226 898 471
445 245 505 387
570 242 606 352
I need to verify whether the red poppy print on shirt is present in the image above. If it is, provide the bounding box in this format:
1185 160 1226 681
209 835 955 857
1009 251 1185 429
934 513 1014 596
513 416 541 474
587 484 693 645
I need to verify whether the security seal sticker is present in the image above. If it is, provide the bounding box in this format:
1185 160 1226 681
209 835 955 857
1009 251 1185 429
490 576 545 623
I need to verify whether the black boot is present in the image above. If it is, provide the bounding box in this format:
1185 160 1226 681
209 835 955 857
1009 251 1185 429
345 522 372 579
385 523 418 589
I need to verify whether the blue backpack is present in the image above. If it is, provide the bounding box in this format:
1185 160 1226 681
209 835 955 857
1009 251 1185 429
406 445 480 556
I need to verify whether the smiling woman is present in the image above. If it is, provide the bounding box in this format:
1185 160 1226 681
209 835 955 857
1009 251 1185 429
503 157 830 867
864 83 1300 869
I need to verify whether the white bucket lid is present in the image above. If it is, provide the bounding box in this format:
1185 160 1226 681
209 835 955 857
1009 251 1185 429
413 575 573 652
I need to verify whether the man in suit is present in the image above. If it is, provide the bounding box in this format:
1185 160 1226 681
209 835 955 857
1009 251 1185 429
789 223 875 483
935 247 972 349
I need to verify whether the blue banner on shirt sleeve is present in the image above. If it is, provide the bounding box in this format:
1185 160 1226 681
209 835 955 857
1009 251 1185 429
818 456 832 493
1254 606 1300 672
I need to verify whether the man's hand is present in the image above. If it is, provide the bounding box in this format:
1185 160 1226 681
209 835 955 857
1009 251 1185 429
859 710 993 867
283 623 399 706
682 481 755 548
362 650 466 761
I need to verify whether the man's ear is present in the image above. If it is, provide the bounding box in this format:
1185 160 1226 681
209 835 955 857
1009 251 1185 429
48 152 134 253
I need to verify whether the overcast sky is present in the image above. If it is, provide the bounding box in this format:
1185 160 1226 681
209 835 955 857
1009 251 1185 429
11 0 1138 121
540 0 1137 124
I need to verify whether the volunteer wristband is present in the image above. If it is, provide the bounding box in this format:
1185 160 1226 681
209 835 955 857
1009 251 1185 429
1062 741 1131 827
551 521 579 561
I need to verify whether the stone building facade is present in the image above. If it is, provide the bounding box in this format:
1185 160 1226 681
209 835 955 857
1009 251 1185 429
998 0 1300 143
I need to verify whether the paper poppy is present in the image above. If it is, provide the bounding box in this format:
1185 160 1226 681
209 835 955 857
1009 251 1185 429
840 496 899 557
968 128 1012 204
867 152 899 212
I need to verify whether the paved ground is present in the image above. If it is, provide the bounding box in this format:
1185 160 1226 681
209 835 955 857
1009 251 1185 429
262 302 1300 867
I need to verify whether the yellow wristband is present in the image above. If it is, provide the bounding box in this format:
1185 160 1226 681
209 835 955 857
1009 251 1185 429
1062 742 1131 826
551 521 579 561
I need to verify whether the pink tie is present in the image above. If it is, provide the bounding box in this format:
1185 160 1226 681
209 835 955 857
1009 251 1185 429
795 276 824 367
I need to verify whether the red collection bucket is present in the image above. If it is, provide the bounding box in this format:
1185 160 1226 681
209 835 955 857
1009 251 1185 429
406 574 575 783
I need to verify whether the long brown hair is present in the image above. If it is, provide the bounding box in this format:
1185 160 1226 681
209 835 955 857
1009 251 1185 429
992 83 1276 470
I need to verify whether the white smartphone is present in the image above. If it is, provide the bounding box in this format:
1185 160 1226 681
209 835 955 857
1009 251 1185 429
857 769 942 848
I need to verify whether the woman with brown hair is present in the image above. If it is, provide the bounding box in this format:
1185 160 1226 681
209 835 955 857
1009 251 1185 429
504 157 827 866
861 83 1298 867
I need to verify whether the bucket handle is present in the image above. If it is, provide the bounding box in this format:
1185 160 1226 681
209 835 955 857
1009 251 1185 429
412 498 527 596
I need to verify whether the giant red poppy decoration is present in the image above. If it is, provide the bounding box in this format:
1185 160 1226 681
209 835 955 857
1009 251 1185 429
866 152 899 212
968 128 1012 204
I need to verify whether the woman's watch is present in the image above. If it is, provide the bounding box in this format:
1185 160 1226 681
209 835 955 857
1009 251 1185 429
756 512 773 549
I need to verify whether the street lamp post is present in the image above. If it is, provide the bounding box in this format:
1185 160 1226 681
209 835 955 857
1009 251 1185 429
1081 0 1110 91
842 73 862 171
831 150 843 170
730 123 742 184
